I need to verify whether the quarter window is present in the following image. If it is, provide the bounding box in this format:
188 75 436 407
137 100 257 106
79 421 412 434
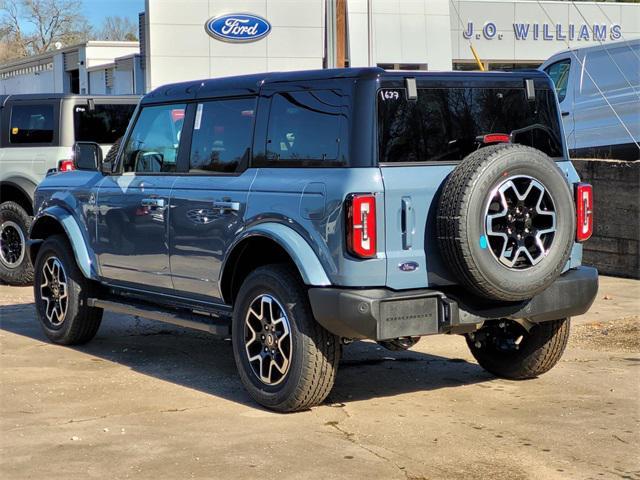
544 59 571 102
74 103 136 145
122 104 186 173
189 98 255 173
9 104 55 144
265 91 343 166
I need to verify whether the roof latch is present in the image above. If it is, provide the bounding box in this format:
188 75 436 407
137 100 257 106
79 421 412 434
406 77 417 101
524 79 536 102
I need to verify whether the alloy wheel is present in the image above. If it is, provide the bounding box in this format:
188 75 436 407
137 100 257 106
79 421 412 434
484 175 556 269
0 221 25 269
39 257 69 327
244 294 292 386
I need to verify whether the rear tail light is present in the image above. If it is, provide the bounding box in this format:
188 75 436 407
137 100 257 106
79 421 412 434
575 183 593 242
478 133 511 144
346 193 377 258
58 159 75 172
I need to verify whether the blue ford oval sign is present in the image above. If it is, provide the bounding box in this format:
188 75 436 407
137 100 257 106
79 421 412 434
205 14 271 43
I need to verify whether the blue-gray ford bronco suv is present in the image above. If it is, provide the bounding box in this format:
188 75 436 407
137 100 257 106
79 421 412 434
29 68 597 412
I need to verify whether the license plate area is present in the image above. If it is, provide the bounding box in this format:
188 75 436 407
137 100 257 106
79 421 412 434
378 296 440 340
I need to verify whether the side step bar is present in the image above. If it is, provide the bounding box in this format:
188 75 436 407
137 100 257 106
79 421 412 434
88 298 231 336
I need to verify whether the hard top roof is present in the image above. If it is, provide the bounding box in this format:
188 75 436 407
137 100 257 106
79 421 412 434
0 93 140 108
142 67 552 104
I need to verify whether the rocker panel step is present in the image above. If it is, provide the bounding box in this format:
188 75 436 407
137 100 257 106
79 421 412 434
88 298 231 336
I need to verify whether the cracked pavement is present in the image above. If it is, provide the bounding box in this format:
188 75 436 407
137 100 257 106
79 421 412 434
1 277 639 479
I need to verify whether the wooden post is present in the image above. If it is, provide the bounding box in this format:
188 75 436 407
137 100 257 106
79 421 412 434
336 0 346 67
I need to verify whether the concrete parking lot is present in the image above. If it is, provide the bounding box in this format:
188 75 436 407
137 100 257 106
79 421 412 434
1 277 638 480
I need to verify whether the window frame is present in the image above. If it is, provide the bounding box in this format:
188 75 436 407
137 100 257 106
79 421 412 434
253 88 348 168
182 95 258 176
544 58 571 103
115 101 190 176
2 100 60 148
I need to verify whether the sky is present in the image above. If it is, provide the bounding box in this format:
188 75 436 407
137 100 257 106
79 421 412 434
81 0 145 27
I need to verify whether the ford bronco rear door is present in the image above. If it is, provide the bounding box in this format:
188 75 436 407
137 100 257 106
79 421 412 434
377 76 565 290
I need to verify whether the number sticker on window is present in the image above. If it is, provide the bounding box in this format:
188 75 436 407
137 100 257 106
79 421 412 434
379 90 401 101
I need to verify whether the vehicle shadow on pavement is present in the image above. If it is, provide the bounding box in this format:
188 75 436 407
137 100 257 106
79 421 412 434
0 303 492 409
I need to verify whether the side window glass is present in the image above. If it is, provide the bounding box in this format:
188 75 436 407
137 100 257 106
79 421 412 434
122 104 185 173
10 104 55 144
265 90 343 166
544 59 571 103
189 98 255 173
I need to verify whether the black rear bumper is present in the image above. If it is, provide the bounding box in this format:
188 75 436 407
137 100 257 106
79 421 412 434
308 266 598 341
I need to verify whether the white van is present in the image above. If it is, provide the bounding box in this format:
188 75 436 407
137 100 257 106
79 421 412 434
540 39 639 161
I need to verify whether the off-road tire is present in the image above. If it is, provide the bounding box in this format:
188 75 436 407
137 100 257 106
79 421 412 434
33 235 102 345
232 265 340 412
467 318 570 379
0 201 33 285
437 144 575 301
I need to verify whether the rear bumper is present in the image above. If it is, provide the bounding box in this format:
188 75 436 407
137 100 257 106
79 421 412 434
308 266 598 341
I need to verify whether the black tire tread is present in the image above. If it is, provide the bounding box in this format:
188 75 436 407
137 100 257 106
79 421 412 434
34 235 102 345
233 264 340 412
0 201 34 285
467 318 570 379
437 144 573 301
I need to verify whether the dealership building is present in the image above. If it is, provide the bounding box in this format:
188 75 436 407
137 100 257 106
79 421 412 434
1 0 639 95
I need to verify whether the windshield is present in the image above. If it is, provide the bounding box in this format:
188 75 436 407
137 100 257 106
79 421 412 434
74 103 136 145
378 87 563 163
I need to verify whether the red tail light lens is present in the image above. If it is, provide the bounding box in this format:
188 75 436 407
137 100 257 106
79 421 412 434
58 159 75 172
575 183 593 242
346 194 377 258
479 133 511 144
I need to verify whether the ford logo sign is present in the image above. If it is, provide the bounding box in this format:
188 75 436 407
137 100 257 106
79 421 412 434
205 13 271 43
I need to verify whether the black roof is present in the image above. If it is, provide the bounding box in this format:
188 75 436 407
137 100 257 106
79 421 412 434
142 67 382 104
142 67 552 104
0 93 140 108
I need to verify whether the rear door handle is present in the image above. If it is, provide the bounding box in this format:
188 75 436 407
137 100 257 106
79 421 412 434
401 196 413 250
212 200 240 212
561 111 570 117
141 198 166 208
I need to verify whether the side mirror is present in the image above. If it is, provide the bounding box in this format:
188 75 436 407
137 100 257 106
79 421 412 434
73 142 103 171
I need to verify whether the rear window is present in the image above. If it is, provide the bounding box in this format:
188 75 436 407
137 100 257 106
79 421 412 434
378 87 563 163
74 103 136 144
10 104 55 144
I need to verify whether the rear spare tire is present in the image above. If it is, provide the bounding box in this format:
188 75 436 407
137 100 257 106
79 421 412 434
437 144 575 301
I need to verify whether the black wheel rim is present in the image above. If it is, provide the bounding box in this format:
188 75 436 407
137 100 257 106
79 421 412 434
244 294 292 386
39 257 69 327
484 175 556 270
0 221 25 269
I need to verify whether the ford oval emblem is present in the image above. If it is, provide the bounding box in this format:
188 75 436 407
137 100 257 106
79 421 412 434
205 13 271 43
398 261 419 272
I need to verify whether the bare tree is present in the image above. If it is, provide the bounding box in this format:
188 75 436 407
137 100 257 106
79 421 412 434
98 15 138 42
0 0 90 60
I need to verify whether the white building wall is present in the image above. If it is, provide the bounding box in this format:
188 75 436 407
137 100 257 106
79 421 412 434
0 69 56 95
84 42 140 69
88 70 107 94
144 0 325 91
450 0 640 63
348 0 452 70
114 68 134 95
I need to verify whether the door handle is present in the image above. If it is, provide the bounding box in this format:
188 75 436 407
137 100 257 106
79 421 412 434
212 201 240 213
561 111 570 117
401 196 413 250
141 198 166 208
